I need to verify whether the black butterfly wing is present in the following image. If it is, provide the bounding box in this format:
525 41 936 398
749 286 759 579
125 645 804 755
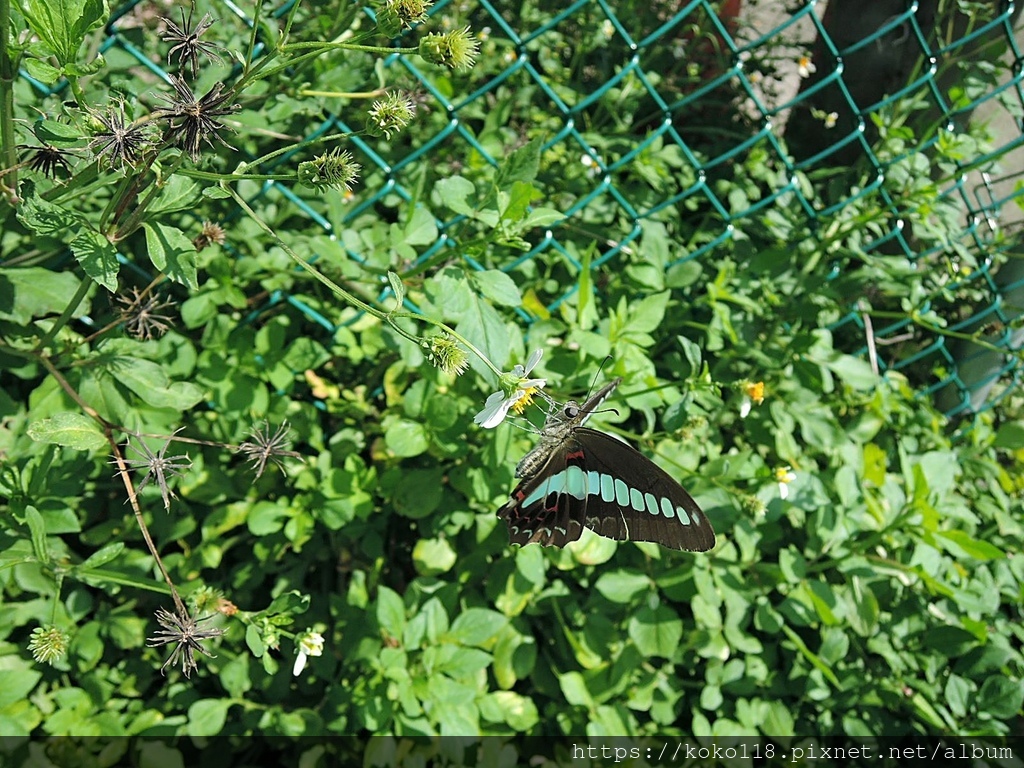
573 428 715 551
497 434 590 547
497 428 715 551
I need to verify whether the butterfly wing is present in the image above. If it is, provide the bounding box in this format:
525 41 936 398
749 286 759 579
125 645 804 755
571 428 715 551
497 428 715 551
497 433 589 547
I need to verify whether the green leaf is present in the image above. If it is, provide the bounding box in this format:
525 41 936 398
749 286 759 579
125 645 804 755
628 605 683 658
41 507 80 534
977 676 1024 719
105 357 205 410
27 412 106 450
993 421 1024 449
69 229 119 292
245 624 266 657
247 501 289 536
495 136 542 188
678 335 702 374
17 191 82 237
470 270 522 307
143 222 199 289
390 468 444 519
428 676 480 735
781 623 841 688
594 569 650 604
558 671 594 708
628 291 670 333
521 207 564 229
821 353 879 390
265 590 309 616
387 270 406 312
402 206 438 246
0 666 43 709
187 699 231 737
455 295 510 374
25 506 49 564
376 586 406 639
492 627 536 689
935 530 1005 560
848 578 880 637
500 181 537 225
944 675 972 718
438 647 492 679
23 57 62 83
576 244 597 330
434 176 476 215
412 537 457 576
147 176 202 214
448 608 507 647
79 542 124 570
480 691 539 731
17 0 108 67
34 119 81 145
383 419 430 458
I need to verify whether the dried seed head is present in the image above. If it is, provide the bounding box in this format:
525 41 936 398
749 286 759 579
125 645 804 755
156 75 239 161
161 6 225 78
147 607 223 678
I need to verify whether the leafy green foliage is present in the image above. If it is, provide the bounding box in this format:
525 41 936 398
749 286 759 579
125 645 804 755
0 0 1022 752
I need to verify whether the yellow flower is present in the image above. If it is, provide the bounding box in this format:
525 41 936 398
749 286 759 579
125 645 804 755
739 380 765 417
511 385 541 415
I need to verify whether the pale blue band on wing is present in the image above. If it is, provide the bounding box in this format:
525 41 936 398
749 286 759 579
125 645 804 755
522 465 696 526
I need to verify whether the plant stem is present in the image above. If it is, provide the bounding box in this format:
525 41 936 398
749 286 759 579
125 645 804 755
113 152 187 241
34 277 92 353
0 0 18 197
36 354 186 614
298 88 387 99
226 185 506 381
282 42 418 56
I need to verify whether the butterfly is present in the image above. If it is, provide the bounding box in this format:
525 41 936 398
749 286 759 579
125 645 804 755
497 378 715 551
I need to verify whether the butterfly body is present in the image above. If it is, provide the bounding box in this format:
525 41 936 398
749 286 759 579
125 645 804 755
498 379 715 551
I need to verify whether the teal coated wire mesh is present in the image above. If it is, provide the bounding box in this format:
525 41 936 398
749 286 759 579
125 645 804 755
24 0 1024 418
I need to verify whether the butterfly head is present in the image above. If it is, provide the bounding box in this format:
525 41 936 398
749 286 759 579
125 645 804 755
542 399 583 431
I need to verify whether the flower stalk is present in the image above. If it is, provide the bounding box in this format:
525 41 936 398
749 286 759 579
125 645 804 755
224 185 505 381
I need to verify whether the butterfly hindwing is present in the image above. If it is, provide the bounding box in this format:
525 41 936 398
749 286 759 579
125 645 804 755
497 380 715 552
498 437 590 547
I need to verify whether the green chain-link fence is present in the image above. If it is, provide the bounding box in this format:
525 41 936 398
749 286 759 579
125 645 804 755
28 0 1024 418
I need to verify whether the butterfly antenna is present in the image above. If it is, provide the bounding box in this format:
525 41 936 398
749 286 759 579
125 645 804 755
535 388 559 410
586 355 614 400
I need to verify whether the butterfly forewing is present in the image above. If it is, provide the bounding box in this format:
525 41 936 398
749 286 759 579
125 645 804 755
497 379 715 551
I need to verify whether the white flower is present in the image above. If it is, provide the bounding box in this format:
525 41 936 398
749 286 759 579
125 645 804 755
474 349 546 428
797 55 816 78
292 630 324 676
824 111 838 129
776 466 796 500
580 153 602 177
